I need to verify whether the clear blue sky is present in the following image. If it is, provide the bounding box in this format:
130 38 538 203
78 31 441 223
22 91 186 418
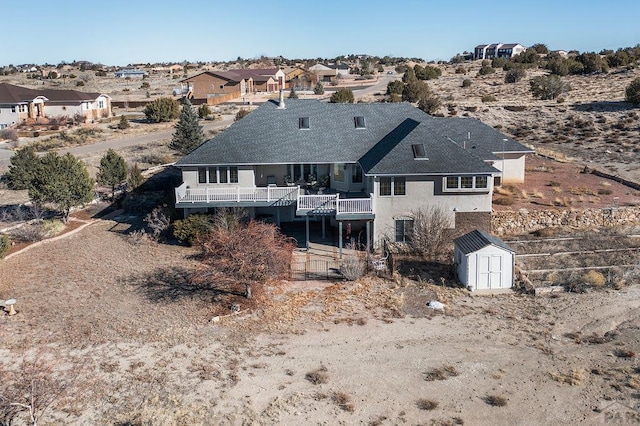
3 0 639 66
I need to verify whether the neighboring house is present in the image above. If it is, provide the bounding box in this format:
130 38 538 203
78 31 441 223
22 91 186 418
114 68 148 78
0 83 111 128
173 98 532 250
474 43 526 60
282 67 308 88
180 68 285 103
308 63 336 82
454 229 515 291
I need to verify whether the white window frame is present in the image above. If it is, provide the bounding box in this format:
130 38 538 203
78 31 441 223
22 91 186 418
443 175 490 192
379 176 407 197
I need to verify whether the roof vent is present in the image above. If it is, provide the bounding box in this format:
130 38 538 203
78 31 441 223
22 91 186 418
354 116 365 128
277 89 285 109
299 117 310 129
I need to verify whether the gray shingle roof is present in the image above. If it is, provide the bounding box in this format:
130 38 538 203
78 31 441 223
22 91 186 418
454 229 514 254
176 100 528 176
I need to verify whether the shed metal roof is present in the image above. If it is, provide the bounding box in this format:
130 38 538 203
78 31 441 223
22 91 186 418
454 229 514 255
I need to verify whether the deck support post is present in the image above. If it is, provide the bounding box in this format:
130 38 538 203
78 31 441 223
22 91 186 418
366 220 371 252
322 216 326 239
339 221 343 259
305 214 310 251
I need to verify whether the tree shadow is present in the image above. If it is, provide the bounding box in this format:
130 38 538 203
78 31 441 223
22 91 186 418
397 257 461 288
129 266 246 303
571 101 636 113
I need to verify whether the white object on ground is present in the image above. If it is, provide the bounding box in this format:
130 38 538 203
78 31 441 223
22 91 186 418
426 300 445 310
4 299 17 316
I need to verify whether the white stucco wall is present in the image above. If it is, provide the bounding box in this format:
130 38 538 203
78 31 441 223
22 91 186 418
490 153 527 183
371 175 493 244
0 106 20 127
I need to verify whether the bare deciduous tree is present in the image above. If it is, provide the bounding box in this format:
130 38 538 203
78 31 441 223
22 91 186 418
406 206 452 261
191 210 294 298
0 355 81 426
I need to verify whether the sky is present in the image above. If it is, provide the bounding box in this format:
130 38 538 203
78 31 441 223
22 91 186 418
3 0 639 66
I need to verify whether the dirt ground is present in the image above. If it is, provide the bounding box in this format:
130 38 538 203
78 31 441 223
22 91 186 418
1 219 639 425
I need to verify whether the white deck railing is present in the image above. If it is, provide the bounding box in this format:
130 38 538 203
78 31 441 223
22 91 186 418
297 194 374 215
175 183 299 203
175 183 374 215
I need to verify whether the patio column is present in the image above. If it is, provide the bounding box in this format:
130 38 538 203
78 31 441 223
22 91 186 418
322 216 326 239
366 220 371 252
305 214 310 250
338 221 343 259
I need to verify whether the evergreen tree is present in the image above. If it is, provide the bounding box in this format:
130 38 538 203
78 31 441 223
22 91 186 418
6 145 40 190
169 100 204 154
128 163 145 190
329 89 354 103
626 77 640 105
288 87 299 99
28 152 94 222
117 115 130 130
313 82 324 95
97 149 127 199
143 97 180 123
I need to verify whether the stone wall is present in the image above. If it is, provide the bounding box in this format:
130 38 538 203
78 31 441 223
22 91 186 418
491 206 640 236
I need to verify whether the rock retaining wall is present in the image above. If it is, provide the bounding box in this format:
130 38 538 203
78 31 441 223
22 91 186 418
492 206 640 236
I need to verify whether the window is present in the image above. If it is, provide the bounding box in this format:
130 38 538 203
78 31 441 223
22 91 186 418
11 106 15 113
198 167 207 184
352 164 362 183
379 177 406 196
394 177 406 195
444 176 490 191
98 100 105 108
379 177 391 196
218 166 228 183
200 166 239 184
333 163 345 182
229 167 238 183
395 219 414 243
298 117 310 129
412 143 427 159
219 84 224 90
354 116 365 128
476 176 488 188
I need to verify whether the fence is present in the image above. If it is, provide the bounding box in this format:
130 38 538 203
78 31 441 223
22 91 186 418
290 259 342 281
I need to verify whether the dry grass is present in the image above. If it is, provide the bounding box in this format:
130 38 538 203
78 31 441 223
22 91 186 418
305 365 329 385
550 369 587 386
416 398 439 410
484 395 508 407
424 365 460 381
333 391 355 412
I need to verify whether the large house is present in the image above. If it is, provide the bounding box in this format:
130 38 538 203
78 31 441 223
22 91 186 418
181 68 286 104
474 43 526 60
0 83 111 128
173 97 532 251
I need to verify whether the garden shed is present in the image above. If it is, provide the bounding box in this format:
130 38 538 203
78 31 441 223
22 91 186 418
454 230 514 291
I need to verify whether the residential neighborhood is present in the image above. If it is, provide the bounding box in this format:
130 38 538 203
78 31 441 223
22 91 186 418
1 3 640 422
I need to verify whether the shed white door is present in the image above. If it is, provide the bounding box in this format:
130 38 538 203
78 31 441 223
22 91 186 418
477 254 503 289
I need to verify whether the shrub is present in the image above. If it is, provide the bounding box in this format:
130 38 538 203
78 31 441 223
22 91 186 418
386 80 404 95
402 80 430 102
582 270 606 287
481 94 497 103
0 128 18 142
530 75 571 100
313 82 324 95
75 81 84 86
625 77 640 105
418 94 441 115
477 60 495 76
461 79 472 88
288 87 298 99
505 68 526 83
484 395 508 407
333 392 355 412
140 81 150 89
144 206 171 240
455 66 467 74
416 398 439 411
117 115 130 130
329 89 354 103
305 366 329 384
339 250 366 281
143 97 180 123
235 108 251 121
172 214 215 245
197 104 211 119
0 234 10 258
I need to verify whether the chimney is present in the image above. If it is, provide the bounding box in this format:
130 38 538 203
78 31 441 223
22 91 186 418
277 89 285 109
